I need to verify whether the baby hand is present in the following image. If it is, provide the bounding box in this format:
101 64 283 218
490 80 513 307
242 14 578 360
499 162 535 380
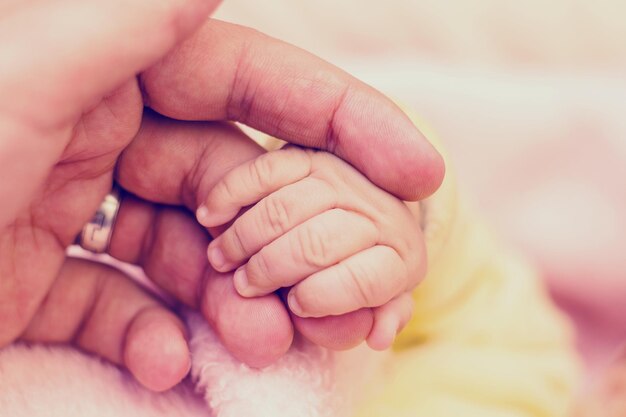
196 147 426 349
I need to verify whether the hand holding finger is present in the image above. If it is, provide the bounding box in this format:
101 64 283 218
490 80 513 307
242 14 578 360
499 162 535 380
108 194 294 368
202 148 425 319
116 122 381 356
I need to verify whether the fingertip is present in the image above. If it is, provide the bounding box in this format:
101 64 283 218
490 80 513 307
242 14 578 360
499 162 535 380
394 109 446 201
196 205 234 228
366 296 413 351
287 290 308 318
392 137 446 201
195 205 211 226
415 144 446 200
233 267 253 297
366 326 395 351
207 245 227 272
124 307 191 392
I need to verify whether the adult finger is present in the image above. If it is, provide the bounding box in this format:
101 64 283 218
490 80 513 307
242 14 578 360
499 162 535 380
21 257 190 392
200 268 295 368
116 110 263 210
141 19 445 201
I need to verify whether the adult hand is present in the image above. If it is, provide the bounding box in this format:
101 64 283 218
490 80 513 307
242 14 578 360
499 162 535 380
0 0 444 390
0 0 222 392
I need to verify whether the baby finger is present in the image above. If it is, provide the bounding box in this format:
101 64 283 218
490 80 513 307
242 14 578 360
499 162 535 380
288 245 408 318
197 147 312 227
233 209 378 297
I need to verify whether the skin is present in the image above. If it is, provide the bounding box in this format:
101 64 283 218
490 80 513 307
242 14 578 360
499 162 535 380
198 147 424 350
0 0 444 392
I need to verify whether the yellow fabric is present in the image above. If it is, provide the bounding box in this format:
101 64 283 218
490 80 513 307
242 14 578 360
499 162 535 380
354 117 580 417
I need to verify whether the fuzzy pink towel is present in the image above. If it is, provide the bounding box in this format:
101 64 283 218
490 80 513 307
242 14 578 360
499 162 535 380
0 312 385 417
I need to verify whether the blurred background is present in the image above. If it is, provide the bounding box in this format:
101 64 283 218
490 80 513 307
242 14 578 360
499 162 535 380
215 0 626 391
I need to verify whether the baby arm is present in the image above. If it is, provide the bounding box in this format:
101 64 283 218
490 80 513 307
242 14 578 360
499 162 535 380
196 146 426 350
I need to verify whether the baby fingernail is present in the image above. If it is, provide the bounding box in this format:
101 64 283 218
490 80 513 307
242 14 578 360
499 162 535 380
288 292 307 317
207 246 226 270
234 267 251 296
196 205 210 225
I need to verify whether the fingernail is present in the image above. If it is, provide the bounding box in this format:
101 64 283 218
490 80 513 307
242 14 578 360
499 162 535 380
207 246 226 271
196 205 210 225
288 291 308 317
234 267 250 297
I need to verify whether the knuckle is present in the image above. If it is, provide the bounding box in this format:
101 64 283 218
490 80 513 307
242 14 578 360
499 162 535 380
292 286 323 315
217 175 239 201
312 177 340 208
341 262 377 308
226 221 249 257
249 154 276 189
262 194 291 236
381 246 409 294
249 249 276 287
295 223 331 268
286 147 314 172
